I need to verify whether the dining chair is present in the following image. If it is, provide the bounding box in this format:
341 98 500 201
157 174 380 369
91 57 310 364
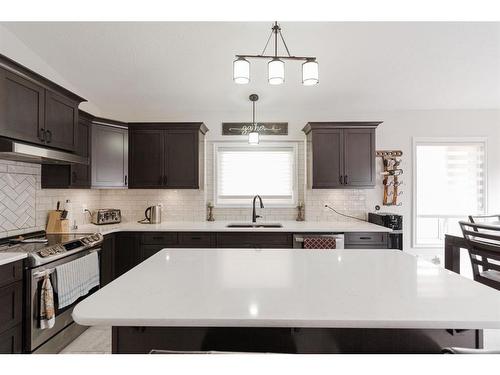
459 221 500 291
468 214 500 226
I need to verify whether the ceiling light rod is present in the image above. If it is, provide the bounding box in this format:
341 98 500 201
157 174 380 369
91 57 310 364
235 54 316 61
235 22 316 62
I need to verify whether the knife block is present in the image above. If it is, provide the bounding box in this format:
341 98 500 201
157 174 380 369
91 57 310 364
46 210 69 233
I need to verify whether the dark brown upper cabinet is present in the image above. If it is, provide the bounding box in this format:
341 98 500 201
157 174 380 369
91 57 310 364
41 110 92 188
0 68 45 145
128 123 208 189
70 111 92 187
44 90 79 151
303 122 382 189
0 54 85 152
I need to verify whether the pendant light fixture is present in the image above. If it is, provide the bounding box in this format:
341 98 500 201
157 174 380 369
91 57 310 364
248 94 259 144
233 22 318 86
233 57 250 84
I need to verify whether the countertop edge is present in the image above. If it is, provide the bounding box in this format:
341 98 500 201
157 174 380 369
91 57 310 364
0 252 27 266
69 221 394 236
72 315 500 330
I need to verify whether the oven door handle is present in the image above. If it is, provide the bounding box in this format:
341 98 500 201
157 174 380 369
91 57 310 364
31 247 101 280
32 269 55 280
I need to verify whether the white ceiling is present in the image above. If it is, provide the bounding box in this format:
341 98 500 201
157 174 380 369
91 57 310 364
3 22 500 120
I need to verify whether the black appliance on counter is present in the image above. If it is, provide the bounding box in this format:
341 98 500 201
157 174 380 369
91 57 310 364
368 212 403 250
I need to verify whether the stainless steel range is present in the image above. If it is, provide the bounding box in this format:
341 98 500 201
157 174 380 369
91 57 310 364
0 231 104 353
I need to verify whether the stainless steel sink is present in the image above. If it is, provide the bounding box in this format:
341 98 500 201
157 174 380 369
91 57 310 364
226 223 283 228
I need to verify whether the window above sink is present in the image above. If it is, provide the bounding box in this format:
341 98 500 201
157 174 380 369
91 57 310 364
213 142 299 207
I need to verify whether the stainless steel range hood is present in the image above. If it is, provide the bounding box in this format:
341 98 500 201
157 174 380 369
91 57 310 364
0 138 88 165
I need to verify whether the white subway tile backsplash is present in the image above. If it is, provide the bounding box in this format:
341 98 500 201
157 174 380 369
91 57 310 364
0 141 369 237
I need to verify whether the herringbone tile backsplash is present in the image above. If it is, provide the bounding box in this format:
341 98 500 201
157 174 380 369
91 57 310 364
0 160 100 238
0 172 36 232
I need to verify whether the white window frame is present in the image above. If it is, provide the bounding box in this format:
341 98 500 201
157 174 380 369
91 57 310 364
412 137 488 248
213 141 299 208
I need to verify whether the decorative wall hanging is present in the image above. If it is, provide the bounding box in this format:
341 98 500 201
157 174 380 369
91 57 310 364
233 21 319 86
222 122 288 136
376 150 403 206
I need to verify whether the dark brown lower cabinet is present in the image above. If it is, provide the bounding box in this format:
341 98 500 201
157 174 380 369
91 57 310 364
108 231 387 283
0 324 22 354
178 232 215 248
139 245 165 262
344 232 389 249
0 259 23 354
100 235 115 287
112 326 482 354
216 232 293 248
114 233 139 278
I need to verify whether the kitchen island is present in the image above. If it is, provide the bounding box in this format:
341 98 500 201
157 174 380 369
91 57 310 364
73 248 500 353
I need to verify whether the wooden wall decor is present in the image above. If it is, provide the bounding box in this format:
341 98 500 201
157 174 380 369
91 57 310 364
222 122 288 136
376 150 403 206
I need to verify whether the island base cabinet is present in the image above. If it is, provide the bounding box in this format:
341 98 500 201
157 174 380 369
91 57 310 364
112 327 482 354
0 324 22 354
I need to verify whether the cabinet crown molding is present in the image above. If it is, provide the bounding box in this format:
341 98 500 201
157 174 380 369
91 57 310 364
0 54 86 103
128 122 208 134
302 121 383 134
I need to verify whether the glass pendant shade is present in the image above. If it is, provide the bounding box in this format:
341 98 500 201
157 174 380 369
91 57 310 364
248 131 259 144
302 59 319 86
268 58 285 85
233 57 250 84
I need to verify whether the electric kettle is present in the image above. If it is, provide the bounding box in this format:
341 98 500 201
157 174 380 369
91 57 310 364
139 205 162 224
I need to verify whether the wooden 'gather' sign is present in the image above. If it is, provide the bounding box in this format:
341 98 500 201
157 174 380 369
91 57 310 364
222 122 288 136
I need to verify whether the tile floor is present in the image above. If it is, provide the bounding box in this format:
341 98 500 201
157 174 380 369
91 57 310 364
60 326 111 354
59 326 500 354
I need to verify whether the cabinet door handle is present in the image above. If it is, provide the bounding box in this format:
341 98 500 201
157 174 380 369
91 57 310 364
124 175 127 186
71 171 77 183
339 175 343 185
39 128 46 142
46 130 52 143
191 236 202 240
359 237 372 240
344 175 348 185
164 175 168 186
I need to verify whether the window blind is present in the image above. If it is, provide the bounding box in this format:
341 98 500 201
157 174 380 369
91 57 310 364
414 140 486 247
215 145 297 206
416 143 485 216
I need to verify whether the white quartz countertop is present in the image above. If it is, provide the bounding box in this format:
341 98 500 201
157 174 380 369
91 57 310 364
73 248 500 329
71 220 392 235
0 251 27 266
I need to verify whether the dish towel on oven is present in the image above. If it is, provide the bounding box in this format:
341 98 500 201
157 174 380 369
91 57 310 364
303 237 336 249
56 251 100 309
40 274 55 329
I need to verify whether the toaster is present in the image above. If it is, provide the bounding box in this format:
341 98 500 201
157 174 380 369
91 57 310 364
91 209 121 225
